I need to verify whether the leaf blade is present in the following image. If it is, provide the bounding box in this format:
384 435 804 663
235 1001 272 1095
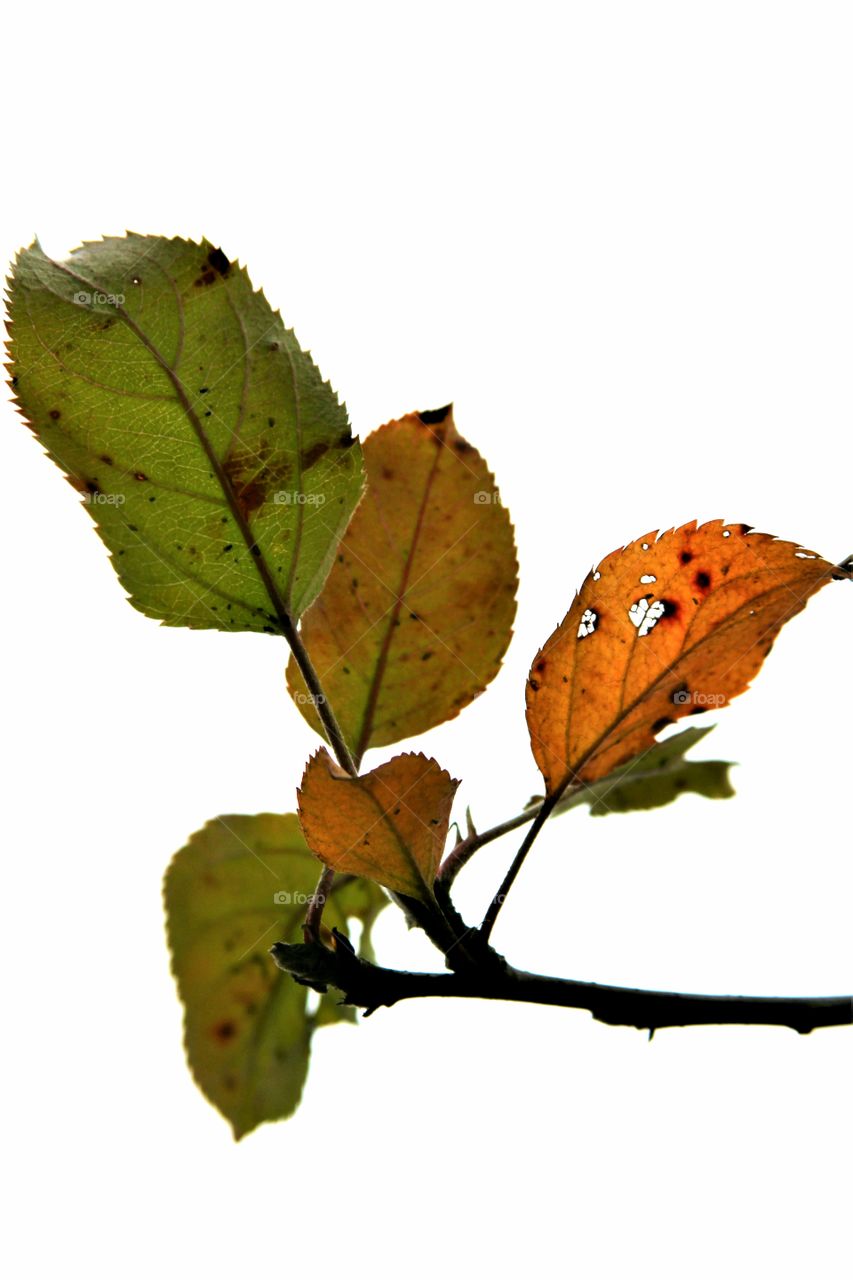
164 812 385 1139
528 521 837 792
555 726 735 816
298 750 459 902
287 408 518 757
7 235 364 629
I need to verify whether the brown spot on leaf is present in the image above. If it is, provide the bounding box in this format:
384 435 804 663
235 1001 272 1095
211 1020 237 1043
680 550 693 565
301 441 329 471
48 408 61 420
694 570 711 590
652 716 675 733
206 246 231 277
418 405 452 426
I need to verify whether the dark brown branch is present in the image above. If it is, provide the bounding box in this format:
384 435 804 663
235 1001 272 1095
271 937 853 1035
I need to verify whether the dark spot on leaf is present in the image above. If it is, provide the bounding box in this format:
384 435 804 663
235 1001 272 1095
529 678 540 692
211 1020 237 1043
421 651 433 661
206 246 231 277
48 408 61 420
223 543 233 552
680 550 693 565
194 269 217 286
85 480 100 496
301 441 329 471
740 524 754 534
338 429 354 448
660 599 679 618
99 454 113 465
695 571 711 590
382 466 395 480
134 471 147 482
198 387 209 395
418 405 452 426
652 716 675 733
534 658 547 674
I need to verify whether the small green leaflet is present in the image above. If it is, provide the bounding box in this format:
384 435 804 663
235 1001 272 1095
7 236 364 629
164 813 386 1139
535 726 735 818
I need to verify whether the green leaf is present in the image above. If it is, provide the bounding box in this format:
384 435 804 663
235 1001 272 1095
7 236 363 629
554 726 735 817
164 813 386 1139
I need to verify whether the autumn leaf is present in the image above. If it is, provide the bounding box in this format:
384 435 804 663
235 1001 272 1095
287 407 517 761
298 750 459 902
528 521 839 794
7 236 363 630
164 813 386 1139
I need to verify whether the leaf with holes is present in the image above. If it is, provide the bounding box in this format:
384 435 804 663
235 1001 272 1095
287 408 517 761
298 750 459 902
164 813 386 1139
528 521 839 794
7 236 363 629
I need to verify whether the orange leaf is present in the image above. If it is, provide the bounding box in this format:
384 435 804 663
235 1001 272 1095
287 407 518 761
297 750 459 903
527 520 839 793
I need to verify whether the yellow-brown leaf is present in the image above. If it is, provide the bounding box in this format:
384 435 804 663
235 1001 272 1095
297 750 459 902
287 408 517 760
527 520 838 793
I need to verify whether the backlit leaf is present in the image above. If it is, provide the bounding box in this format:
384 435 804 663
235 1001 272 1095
7 236 363 629
554 725 735 816
164 813 386 1139
287 407 517 760
528 521 838 793
298 750 459 902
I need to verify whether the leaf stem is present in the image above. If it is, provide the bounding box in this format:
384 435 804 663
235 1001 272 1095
303 865 336 943
479 794 561 944
279 613 357 777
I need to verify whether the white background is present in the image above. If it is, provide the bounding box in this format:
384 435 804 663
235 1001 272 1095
2 3 851 1277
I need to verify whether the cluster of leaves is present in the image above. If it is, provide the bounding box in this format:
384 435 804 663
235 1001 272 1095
6 235 849 1137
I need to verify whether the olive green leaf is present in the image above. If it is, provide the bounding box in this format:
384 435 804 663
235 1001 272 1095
7 235 363 629
164 813 386 1139
551 725 735 817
